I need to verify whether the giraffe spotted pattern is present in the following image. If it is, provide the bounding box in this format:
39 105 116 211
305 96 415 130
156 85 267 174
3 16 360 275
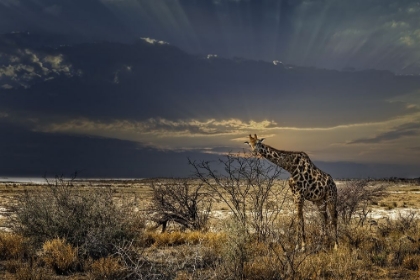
245 134 338 250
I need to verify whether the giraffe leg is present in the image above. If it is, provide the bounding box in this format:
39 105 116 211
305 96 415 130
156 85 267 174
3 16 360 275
161 220 167 233
327 198 338 249
295 198 306 251
315 200 327 244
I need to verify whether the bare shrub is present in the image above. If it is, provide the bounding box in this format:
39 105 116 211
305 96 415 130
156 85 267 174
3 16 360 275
41 238 78 275
378 210 419 238
268 220 321 279
10 175 141 259
115 240 175 280
189 154 323 279
215 219 250 280
210 216 321 280
189 154 286 241
394 210 419 234
337 180 386 225
340 224 373 249
149 179 212 232
387 241 415 268
114 234 224 280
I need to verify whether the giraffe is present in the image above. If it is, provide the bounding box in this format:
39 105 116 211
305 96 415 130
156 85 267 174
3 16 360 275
245 134 338 250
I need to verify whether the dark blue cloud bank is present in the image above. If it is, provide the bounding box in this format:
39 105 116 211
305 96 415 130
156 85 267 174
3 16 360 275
0 32 419 178
1 33 418 126
0 121 216 178
1 0 420 74
1 120 418 179
1 0 420 178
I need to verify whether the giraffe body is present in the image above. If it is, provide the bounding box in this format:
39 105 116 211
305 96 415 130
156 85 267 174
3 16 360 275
245 134 338 250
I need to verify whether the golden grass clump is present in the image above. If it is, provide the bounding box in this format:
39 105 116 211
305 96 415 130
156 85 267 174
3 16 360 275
402 254 420 271
0 232 27 260
6 262 52 280
300 247 370 279
244 255 282 280
41 238 78 275
148 231 186 246
146 231 227 247
88 256 125 279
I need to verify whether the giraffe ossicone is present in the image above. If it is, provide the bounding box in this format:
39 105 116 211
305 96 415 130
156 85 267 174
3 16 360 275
245 134 338 250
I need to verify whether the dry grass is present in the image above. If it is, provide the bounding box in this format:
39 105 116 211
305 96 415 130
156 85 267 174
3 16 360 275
41 238 78 275
5 263 52 280
88 256 125 279
0 179 419 279
146 231 227 248
0 232 27 260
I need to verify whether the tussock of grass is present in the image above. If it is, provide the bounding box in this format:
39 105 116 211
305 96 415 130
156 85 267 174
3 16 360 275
146 231 227 247
2 178 420 279
402 255 420 271
0 232 27 260
88 256 125 279
6 263 52 280
244 255 283 280
41 238 78 275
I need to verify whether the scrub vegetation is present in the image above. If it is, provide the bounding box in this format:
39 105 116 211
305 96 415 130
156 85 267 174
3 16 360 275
0 156 419 279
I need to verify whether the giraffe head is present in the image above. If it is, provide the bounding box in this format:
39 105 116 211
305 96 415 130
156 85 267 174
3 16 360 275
244 134 265 155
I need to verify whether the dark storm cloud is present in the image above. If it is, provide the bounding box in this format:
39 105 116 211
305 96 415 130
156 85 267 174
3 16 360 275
1 118 417 178
1 31 420 178
0 121 219 178
348 122 420 144
1 34 420 129
0 0 132 42
1 0 420 73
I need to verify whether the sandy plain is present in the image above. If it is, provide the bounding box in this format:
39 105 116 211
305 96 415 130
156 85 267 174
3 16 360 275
0 178 419 232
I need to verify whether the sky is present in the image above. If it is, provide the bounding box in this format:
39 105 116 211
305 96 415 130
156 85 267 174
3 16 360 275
0 0 420 179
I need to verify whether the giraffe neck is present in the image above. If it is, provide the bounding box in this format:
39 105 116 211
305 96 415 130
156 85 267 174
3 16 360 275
257 144 308 174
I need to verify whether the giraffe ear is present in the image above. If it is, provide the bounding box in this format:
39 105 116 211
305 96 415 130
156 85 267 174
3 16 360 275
258 138 265 143
244 141 249 145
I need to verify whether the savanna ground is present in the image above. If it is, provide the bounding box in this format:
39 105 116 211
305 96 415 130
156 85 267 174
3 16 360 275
0 157 420 279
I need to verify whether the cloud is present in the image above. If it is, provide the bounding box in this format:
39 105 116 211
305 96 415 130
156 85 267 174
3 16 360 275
43 5 62 17
2 0 420 74
389 21 410 29
35 117 278 139
141 37 169 45
0 0 20 7
408 146 420 151
0 46 77 88
28 111 420 162
348 122 420 144
1 39 419 130
399 35 415 47
1 84 12 89
34 112 420 139
2 120 419 178
0 36 419 177
0 121 220 178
